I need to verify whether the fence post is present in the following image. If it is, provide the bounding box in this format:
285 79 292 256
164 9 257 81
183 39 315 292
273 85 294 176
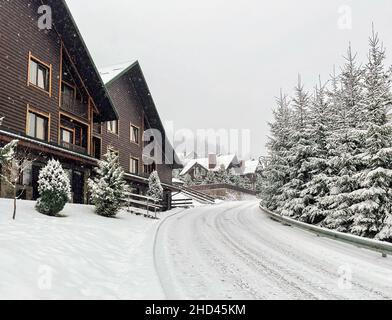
146 198 150 217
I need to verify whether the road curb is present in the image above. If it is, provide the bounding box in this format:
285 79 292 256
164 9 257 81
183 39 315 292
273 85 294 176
153 208 188 299
259 203 392 258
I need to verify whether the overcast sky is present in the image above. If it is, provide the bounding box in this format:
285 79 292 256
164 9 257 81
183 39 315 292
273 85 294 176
66 0 392 159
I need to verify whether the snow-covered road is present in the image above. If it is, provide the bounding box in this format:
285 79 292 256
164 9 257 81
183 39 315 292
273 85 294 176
155 201 392 300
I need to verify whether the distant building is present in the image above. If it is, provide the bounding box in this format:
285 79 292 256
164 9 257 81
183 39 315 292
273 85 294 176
179 154 240 179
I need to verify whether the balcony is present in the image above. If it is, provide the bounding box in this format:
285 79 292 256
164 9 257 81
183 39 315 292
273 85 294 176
61 97 88 119
93 122 102 135
60 141 88 155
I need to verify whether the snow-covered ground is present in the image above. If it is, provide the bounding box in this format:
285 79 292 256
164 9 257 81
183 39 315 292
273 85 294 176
0 199 181 300
155 201 392 300
2 199 392 300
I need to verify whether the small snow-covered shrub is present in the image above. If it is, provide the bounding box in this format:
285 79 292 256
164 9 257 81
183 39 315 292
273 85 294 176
88 151 126 217
36 159 71 216
147 171 163 200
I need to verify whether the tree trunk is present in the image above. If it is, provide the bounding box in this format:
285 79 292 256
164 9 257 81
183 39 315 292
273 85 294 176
12 187 16 220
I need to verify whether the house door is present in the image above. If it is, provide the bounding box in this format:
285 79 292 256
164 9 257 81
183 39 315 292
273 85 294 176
72 171 84 204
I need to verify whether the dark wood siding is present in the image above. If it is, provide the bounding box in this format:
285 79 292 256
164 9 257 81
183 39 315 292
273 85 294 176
102 71 173 184
0 0 61 142
102 72 144 173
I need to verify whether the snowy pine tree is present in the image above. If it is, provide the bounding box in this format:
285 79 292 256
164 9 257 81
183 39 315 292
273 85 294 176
260 91 292 210
88 151 126 217
147 171 163 200
204 170 216 184
322 45 367 232
0 140 18 164
281 76 314 218
349 28 392 239
214 165 230 184
299 80 331 223
36 159 71 216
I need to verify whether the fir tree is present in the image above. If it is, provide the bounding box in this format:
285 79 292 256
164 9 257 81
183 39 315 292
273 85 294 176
350 27 392 239
88 151 126 217
147 171 164 200
260 90 292 210
214 165 230 184
204 170 216 184
0 140 18 164
299 79 330 223
36 159 71 216
322 45 367 232
281 76 314 218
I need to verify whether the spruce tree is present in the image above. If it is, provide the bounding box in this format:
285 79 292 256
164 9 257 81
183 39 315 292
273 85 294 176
281 77 314 218
322 46 366 232
350 28 392 239
204 171 216 184
300 80 330 223
260 90 292 210
36 159 71 216
88 151 126 217
0 140 18 164
147 171 164 200
215 165 230 184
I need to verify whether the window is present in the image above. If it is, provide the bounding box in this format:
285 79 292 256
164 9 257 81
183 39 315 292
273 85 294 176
60 127 74 144
130 157 139 175
130 124 140 144
144 163 156 175
61 82 75 108
27 109 49 141
28 55 51 93
107 120 119 135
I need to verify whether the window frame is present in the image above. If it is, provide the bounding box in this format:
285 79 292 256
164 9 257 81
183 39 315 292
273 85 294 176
27 52 52 96
26 105 51 142
61 81 76 107
130 123 140 145
107 120 119 136
129 156 140 175
60 126 75 145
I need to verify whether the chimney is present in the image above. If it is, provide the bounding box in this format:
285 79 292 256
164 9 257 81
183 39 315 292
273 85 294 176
208 153 217 169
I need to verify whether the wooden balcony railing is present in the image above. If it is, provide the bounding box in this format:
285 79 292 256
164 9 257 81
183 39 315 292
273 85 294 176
60 141 88 155
61 98 88 119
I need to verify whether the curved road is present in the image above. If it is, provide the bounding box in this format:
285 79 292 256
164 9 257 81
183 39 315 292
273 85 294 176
155 201 392 300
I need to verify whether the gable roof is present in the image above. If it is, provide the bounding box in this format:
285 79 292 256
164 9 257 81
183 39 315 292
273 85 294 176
42 0 118 122
180 154 239 176
99 62 135 85
99 61 183 169
241 160 260 175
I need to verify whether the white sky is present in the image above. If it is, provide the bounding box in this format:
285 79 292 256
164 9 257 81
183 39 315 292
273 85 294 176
66 0 392 158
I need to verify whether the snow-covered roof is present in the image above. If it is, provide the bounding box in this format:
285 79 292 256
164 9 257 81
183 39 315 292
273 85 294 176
172 178 185 185
242 160 260 175
180 154 239 176
99 62 136 85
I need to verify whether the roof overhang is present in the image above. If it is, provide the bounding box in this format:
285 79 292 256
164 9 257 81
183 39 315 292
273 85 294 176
41 0 119 122
103 61 183 169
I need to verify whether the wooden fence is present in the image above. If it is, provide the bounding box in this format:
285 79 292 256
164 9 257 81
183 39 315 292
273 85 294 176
123 192 163 219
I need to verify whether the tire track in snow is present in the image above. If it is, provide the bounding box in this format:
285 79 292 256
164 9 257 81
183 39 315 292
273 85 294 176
240 206 392 299
154 201 392 299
